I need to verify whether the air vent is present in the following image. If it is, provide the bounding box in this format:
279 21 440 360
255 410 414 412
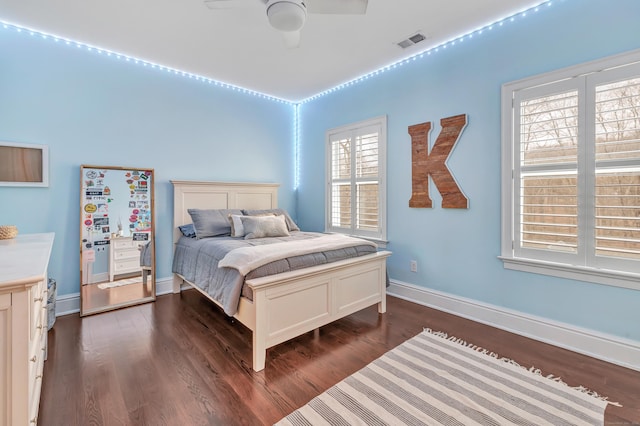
409 33 425 44
397 39 413 49
396 32 428 49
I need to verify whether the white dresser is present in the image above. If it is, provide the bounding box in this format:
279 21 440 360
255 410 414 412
109 236 144 282
0 233 54 426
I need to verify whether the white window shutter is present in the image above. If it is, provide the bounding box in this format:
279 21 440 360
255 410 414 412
326 117 387 241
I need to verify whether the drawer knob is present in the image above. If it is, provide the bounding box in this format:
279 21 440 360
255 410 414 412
36 374 42 379
34 297 44 302
30 356 37 363
30 418 37 424
37 324 43 330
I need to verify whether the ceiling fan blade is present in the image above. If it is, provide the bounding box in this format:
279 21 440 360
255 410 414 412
305 0 367 15
203 0 250 10
281 31 301 49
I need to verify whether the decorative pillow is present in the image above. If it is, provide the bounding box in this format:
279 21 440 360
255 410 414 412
241 215 290 239
178 223 197 238
187 209 242 239
228 214 245 238
242 208 300 232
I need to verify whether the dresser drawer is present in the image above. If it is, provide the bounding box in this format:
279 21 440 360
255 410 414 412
29 309 46 364
112 238 144 250
114 248 140 261
28 327 46 426
29 279 46 342
112 238 136 249
113 258 141 274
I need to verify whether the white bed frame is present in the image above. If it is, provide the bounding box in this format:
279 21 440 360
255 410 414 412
171 181 391 372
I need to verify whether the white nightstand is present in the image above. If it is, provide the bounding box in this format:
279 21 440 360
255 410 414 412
109 236 145 282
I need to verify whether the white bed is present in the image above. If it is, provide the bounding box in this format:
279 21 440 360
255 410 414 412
171 180 391 372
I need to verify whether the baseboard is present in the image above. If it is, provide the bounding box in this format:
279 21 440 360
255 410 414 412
54 276 175 316
55 292 81 316
87 272 108 284
388 279 640 372
156 276 177 295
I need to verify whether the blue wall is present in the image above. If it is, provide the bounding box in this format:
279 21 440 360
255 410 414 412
0 29 295 297
297 0 640 341
1 0 639 342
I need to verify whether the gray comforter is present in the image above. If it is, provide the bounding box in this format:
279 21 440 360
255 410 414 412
172 231 376 316
139 241 152 267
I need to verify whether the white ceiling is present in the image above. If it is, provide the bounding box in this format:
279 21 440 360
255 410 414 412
0 0 546 102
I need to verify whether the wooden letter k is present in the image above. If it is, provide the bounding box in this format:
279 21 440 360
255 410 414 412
409 114 469 209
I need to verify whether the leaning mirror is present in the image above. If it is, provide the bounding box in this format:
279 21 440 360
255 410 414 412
80 165 155 316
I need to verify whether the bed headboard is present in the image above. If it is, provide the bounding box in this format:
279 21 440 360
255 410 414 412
171 180 279 243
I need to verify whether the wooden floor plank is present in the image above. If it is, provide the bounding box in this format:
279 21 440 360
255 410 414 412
39 290 640 425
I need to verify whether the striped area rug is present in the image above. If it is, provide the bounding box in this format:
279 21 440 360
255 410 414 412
276 329 614 426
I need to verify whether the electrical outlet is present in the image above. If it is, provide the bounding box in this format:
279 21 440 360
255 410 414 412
410 260 417 273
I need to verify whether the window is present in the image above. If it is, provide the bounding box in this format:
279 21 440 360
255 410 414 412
501 51 640 289
326 116 387 242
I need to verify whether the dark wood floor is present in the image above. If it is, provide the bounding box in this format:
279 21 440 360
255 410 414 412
39 290 640 425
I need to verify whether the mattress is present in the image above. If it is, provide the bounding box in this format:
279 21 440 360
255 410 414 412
172 231 377 316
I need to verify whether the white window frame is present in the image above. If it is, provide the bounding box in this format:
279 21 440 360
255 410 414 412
325 115 387 243
501 49 640 290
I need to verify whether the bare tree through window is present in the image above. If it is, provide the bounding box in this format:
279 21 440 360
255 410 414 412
518 77 640 260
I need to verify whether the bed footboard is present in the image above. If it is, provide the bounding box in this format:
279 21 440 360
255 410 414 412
247 250 391 372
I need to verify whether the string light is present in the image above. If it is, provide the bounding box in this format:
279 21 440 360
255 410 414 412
299 0 552 103
0 0 553 106
293 103 301 190
0 19 289 104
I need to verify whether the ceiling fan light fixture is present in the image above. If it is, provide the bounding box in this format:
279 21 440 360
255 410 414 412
266 0 307 32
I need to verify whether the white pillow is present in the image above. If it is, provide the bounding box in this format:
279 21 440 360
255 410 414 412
242 208 300 232
241 215 290 239
229 214 245 237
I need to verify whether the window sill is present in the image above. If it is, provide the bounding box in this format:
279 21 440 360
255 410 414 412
499 256 640 291
324 231 388 249
358 236 388 249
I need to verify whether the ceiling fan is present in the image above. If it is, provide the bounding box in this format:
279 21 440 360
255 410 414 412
204 0 368 48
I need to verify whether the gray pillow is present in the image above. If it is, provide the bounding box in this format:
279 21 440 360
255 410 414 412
241 215 290 239
187 209 242 239
242 208 300 232
178 223 196 238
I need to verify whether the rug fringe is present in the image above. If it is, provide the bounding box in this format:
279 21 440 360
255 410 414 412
422 327 622 407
